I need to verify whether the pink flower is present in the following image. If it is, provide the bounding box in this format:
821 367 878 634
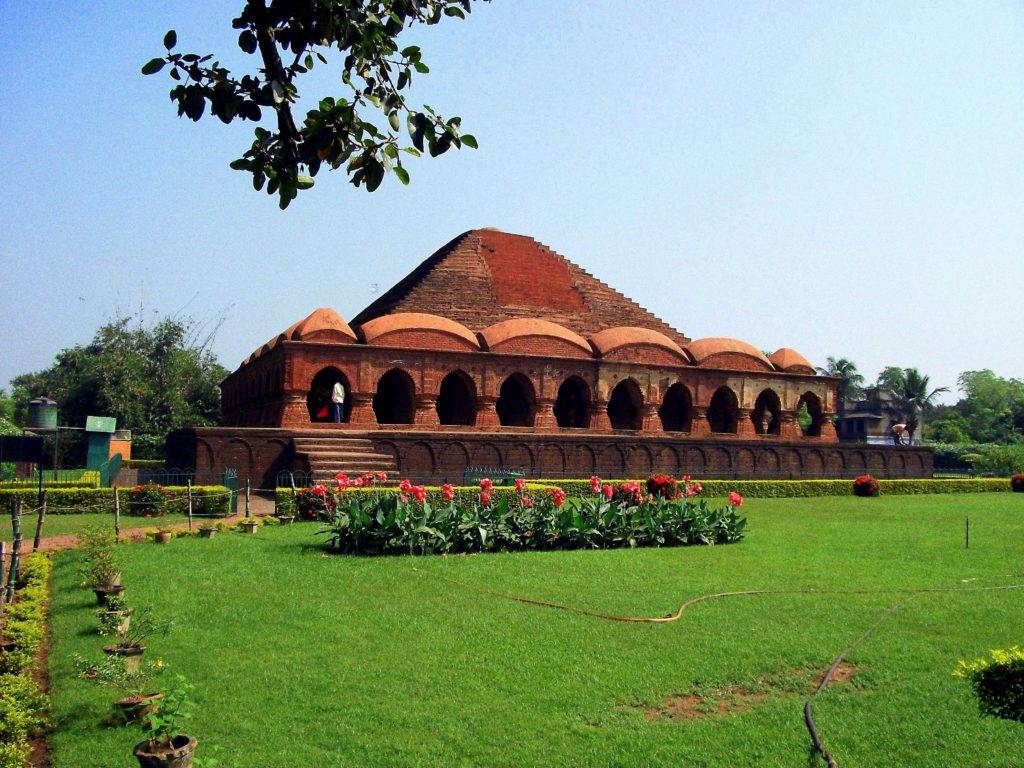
514 478 525 492
682 475 692 484
590 475 602 493
335 472 350 489
479 478 493 492
524 530 533 537
685 487 697 498
521 495 533 509
352 476 365 488
602 484 614 500
728 492 744 507
399 493 408 504
375 471 388 482
479 491 492 506
442 483 455 502
692 482 703 494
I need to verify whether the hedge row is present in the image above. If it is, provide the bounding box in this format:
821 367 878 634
122 459 164 469
0 486 233 516
0 551 50 768
275 483 557 515
536 478 1012 498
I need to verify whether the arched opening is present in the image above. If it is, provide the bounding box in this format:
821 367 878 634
436 371 477 426
373 369 415 425
554 376 591 429
707 386 739 434
496 373 536 427
307 367 350 423
798 391 824 437
752 389 782 435
607 379 643 431
659 383 692 432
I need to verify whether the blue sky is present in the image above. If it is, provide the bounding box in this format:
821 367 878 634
2 1 1022 401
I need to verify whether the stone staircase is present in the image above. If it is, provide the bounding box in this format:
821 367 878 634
292 436 398 481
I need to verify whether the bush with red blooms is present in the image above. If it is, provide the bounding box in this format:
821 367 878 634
852 474 880 497
295 483 338 520
1011 472 1024 493
646 474 678 499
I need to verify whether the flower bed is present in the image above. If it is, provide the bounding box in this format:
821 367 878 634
314 475 746 555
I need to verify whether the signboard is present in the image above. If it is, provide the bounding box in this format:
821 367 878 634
85 416 117 433
0 435 44 463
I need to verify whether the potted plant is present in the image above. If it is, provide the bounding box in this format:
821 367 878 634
77 652 166 724
134 674 197 768
275 508 296 525
154 526 174 544
103 606 171 674
238 518 259 534
198 522 217 539
98 592 133 636
79 525 124 604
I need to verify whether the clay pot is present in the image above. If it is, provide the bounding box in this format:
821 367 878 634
276 515 295 525
133 734 197 768
199 528 216 539
95 585 126 605
155 531 172 544
104 643 146 674
115 692 163 724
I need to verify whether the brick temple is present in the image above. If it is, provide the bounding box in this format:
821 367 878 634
169 229 932 484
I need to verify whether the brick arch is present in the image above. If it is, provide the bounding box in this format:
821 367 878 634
684 446 708 474
505 443 535 474
607 378 644 430
572 444 597 476
783 448 803 474
436 370 477 426
471 442 502 468
657 445 681 475
403 441 435 476
707 386 739 434
758 448 781 473
373 368 416 425
752 388 782 435
659 382 693 433
708 446 732 473
226 438 255 479
629 445 654 475
890 453 907 476
805 449 825 477
538 443 565 476
849 451 867 471
735 447 756 474
496 372 537 427
438 443 470 480
554 375 592 429
868 452 886 473
826 450 846 473
307 366 351 423
196 439 214 470
598 444 626 476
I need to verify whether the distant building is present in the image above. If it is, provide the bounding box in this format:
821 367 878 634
837 387 917 445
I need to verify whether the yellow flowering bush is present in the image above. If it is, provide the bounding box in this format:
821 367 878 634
955 646 1024 722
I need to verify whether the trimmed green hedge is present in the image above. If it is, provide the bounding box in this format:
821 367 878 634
531 478 1013 498
0 551 51 768
0 486 233 516
123 459 164 469
275 483 556 515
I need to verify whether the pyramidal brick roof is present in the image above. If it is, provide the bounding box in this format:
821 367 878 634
351 229 689 345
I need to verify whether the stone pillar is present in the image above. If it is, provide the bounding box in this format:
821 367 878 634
640 403 661 433
690 406 710 437
414 395 439 428
779 411 801 440
349 392 376 427
535 397 557 430
589 400 611 431
736 408 756 437
280 393 308 427
476 395 500 429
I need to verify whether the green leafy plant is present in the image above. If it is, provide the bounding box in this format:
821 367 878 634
142 674 194 750
78 525 121 589
96 593 132 636
111 606 172 651
75 653 166 701
955 646 1024 722
143 1 486 208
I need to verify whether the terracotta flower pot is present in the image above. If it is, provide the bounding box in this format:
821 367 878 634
104 643 146 674
115 692 163 724
276 515 295 525
155 531 173 544
133 734 197 768
95 585 126 606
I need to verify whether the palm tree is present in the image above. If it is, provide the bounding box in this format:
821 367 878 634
816 357 865 414
898 368 949 442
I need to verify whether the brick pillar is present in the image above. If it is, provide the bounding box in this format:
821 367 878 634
779 411 801 440
736 408 756 437
349 393 376 426
640 403 661 433
414 395 439 428
280 393 308 427
476 396 500 429
589 400 611 431
690 406 710 437
819 414 839 442
535 397 557 430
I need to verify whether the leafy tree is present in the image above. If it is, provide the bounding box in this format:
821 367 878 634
144 1 486 208
9 316 228 460
0 389 18 480
876 367 949 441
816 356 865 413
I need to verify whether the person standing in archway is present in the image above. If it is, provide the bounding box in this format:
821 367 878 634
331 380 346 423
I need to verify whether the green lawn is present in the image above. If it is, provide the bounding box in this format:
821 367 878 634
47 494 1024 767
1 512 190 542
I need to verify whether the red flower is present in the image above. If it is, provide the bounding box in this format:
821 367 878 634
399 479 412 493
728 492 744 507
521 495 533 509
442 483 455 502
548 488 566 507
692 482 703 494
682 475 692 484
590 475 602 493
352 476 365 488
479 478 493 492
412 485 427 503
335 473 350 490
686 487 697 498
602 483 614 500
479 491 492 506
514 477 525 492
311 484 327 498
361 472 375 486
375 471 388 482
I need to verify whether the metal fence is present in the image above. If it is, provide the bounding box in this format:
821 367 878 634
137 468 239 514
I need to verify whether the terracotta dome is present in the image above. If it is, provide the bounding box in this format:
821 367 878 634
289 308 357 344
360 312 480 350
589 326 689 361
684 338 773 370
480 318 593 356
769 348 816 374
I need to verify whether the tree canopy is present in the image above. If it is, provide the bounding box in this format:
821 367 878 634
8 316 228 458
144 0 486 208
926 370 1024 444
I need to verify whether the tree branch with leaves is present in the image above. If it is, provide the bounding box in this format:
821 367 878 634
143 1 485 208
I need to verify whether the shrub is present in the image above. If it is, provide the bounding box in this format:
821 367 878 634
646 474 678 499
128 483 166 517
852 475 880 497
956 647 1024 722
1012 473 1024 493
972 445 1024 477
123 459 164 469
0 485 231 516
0 552 51 765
